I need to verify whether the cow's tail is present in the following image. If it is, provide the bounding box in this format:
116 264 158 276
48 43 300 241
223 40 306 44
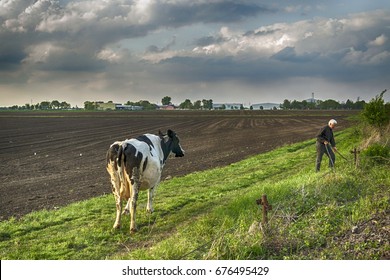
117 143 127 184
117 144 124 168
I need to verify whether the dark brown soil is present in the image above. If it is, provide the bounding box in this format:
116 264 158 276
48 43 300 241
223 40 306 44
0 110 356 221
331 209 390 259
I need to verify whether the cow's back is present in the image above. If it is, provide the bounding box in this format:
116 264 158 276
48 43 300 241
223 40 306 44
142 134 165 161
121 137 164 191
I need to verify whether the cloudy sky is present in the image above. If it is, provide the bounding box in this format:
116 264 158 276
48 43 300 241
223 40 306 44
1 0 389 107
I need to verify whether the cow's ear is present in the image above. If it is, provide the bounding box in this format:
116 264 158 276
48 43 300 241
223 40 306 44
167 129 174 138
158 130 164 139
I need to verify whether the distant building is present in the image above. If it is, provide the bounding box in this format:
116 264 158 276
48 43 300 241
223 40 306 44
305 93 318 103
96 102 118 110
96 102 143 111
159 104 176 110
212 103 243 110
116 105 143 110
251 103 280 110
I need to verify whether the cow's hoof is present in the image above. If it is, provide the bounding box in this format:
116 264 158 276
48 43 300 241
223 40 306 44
146 208 154 214
113 224 121 229
130 227 138 234
122 209 130 215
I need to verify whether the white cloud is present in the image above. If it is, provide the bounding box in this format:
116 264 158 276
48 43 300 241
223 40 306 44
369 34 388 46
128 0 154 24
1 0 61 32
23 42 62 64
96 48 123 63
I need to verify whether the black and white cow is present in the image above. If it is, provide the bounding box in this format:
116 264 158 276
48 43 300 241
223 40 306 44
106 129 184 233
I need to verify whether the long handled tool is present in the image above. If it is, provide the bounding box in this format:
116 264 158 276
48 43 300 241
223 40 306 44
335 149 350 162
325 144 350 166
324 144 335 167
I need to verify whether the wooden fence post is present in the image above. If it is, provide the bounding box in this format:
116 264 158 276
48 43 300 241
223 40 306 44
256 194 272 225
350 147 360 167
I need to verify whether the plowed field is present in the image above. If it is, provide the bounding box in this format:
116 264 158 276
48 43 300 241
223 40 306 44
0 110 356 220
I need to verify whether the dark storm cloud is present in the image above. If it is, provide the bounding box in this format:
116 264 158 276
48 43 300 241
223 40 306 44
271 47 320 63
0 50 25 68
153 1 274 26
157 55 296 84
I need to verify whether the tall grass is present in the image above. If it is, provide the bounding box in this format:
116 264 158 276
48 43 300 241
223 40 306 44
0 127 388 259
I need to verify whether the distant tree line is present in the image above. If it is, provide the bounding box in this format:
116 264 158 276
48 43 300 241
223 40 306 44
2 96 378 111
125 100 157 110
84 100 161 110
71 97 214 110
4 100 72 110
178 98 213 109
281 98 366 110
83 101 98 110
160 96 213 109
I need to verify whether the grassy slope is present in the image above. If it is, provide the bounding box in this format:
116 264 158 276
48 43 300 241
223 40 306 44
0 127 388 260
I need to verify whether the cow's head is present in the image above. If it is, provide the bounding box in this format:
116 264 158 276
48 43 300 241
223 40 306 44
167 129 185 157
160 129 185 158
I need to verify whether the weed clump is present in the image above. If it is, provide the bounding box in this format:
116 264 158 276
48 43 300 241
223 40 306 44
362 144 390 164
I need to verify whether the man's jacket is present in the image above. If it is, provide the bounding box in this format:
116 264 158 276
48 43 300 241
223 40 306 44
316 125 335 147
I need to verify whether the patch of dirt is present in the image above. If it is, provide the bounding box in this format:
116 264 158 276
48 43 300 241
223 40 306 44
0 110 355 221
331 210 390 259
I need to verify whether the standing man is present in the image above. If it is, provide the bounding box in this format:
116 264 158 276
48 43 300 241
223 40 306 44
316 119 337 171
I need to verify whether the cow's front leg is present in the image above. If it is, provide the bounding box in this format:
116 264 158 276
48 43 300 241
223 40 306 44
146 187 155 213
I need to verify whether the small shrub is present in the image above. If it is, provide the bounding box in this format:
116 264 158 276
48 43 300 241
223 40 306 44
362 144 390 164
361 90 390 133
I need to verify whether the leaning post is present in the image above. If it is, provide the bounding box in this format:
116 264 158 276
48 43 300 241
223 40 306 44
256 194 272 225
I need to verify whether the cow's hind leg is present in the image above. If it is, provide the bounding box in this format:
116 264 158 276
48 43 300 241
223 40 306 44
111 177 122 229
129 167 140 233
108 165 122 229
113 194 122 229
146 187 155 213
122 200 130 215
